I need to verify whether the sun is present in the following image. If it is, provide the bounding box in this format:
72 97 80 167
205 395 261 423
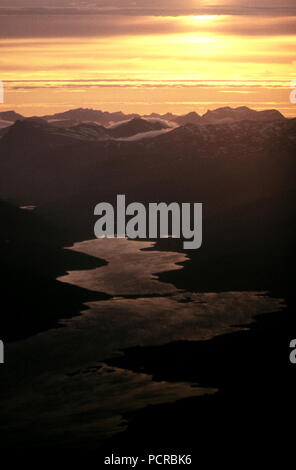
190 15 219 22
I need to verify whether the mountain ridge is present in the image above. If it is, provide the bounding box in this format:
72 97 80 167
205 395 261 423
0 106 288 130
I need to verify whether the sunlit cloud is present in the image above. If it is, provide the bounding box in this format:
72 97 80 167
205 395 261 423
0 2 295 116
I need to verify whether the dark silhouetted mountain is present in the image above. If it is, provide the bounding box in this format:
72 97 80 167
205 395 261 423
0 110 24 122
174 112 203 126
22 106 289 130
43 108 139 126
69 122 110 140
143 112 178 122
107 117 170 138
0 117 88 150
173 107 285 126
0 110 25 130
0 114 295 216
47 119 81 128
202 106 285 124
0 117 113 150
162 113 178 121
0 116 173 153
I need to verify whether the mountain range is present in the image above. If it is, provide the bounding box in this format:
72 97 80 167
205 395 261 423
0 105 286 130
0 116 172 144
0 107 294 217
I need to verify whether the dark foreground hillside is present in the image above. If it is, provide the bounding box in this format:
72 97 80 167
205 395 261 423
0 110 295 456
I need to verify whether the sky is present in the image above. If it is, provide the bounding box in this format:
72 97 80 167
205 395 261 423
0 0 295 116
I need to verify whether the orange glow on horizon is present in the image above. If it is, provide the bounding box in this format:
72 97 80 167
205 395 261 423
0 13 295 116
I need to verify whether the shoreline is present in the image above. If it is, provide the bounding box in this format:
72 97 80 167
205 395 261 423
0 201 111 343
1 205 294 450
101 299 292 454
